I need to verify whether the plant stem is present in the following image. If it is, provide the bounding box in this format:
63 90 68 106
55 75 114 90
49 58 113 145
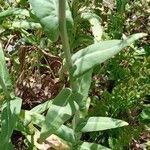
58 0 79 131
59 0 72 71
59 0 78 91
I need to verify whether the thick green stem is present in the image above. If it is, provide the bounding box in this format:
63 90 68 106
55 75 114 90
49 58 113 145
59 0 72 71
59 0 79 131
59 0 78 91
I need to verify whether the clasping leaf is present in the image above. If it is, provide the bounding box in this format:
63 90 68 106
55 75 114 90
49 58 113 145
71 33 147 77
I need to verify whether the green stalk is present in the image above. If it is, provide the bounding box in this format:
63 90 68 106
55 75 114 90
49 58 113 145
59 0 78 91
59 0 72 71
58 0 79 132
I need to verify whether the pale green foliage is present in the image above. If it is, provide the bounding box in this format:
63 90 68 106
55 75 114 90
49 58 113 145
77 142 111 150
75 117 128 132
81 11 103 42
29 0 73 41
0 0 148 149
40 88 81 141
0 44 22 150
0 8 29 18
12 20 41 30
71 33 146 77
0 97 22 150
0 43 12 90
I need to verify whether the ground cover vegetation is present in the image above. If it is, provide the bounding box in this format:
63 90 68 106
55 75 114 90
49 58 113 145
0 0 150 149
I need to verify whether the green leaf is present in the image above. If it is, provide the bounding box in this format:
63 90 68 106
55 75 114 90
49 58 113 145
81 12 103 42
71 33 147 77
30 112 45 127
75 117 128 132
57 125 76 144
0 97 22 150
52 88 72 106
20 110 45 127
139 106 150 123
40 89 81 142
15 120 31 136
0 42 12 91
29 0 73 41
0 8 29 18
75 70 92 111
71 35 93 50
76 141 110 150
12 20 42 30
30 100 52 114
40 102 78 141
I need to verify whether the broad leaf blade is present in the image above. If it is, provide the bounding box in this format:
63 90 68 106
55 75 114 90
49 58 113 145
40 89 81 141
0 8 29 18
77 141 111 150
57 125 76 144
30 100 52 113
0 43 12 90
75 70 92 111
40 102 78 141
12 20 41 30
71 33 146 77
29 0 73 41
0 97 22 149
75 117 128 132
52 88 72 106
81 12 103 42
20 110 45 127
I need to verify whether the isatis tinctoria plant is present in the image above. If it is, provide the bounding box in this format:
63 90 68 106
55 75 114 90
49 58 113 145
0 0 147 149
26 0 146 149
